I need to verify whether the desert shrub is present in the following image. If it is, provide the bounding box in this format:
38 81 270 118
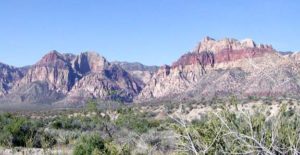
0 113 59 148
40 132 57 148
115 108 160 133
73 133 119 155
248 95 258 101
229 95 238 110
164 104 175 114
0 130 12 147
86 100 98 112
51 116 82 130
173 104 300 154
56 130 79 145
0 115 41 147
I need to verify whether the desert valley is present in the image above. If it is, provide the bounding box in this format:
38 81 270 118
1 37 300 154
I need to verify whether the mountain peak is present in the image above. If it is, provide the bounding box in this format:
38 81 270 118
202 36 215 42
240 38 256 48
36 50 68 67
195 37 273 53
43 50 61 58
72 51 109 75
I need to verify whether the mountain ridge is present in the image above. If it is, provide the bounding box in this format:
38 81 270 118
0 37 299 105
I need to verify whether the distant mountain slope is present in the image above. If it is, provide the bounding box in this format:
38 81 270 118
64 52 142 104
112 61 158 72
14 51 79 94
0 62 24 97
137 37 300 101
1 36 300 105
112 61 159 84
1 51 143 104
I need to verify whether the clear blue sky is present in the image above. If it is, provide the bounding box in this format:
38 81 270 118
0 0 299 67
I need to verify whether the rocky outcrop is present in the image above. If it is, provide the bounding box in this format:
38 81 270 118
172 51 215 74
66 64 142 103
2 51 144 104
64 52 142 103
137 63 205 100
72 52 110 75
286 52 300 62
0 63 24 96
137 37 298 101
2 36 300 105
195 37 273 53
194 37 274 64
13 50 78 94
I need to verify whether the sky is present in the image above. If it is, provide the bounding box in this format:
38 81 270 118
0 0 299 67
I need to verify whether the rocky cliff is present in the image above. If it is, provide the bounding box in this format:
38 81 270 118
1 36 300 105
64 53 142 104
0 51 143 104
137 37 300 101
0 63 24 97
13 50 78 94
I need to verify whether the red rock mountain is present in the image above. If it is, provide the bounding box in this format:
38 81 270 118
137 37 300 101
1 37 300 105
1 51 143 104
64 52 142 104
14 50 78 94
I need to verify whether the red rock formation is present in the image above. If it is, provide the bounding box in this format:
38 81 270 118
72 52 109 75
36 50 71 68
137 37 285 101
172 52 215 68
171 38 274 71
5 51 143 104
14 50 77 94
214 47 274 63
194 37 275 63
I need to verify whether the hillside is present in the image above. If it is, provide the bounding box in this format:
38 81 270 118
1 37 300 105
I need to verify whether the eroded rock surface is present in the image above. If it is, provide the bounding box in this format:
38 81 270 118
137 37 300 101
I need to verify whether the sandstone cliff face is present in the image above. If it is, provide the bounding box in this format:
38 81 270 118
2 51 143 104
65 54 142 103
72 52 110 75
137 63 208 100
1 37 300 105
67 64 142 103
0 63 24 96
137 37 300 101
195 37 273 53
194 37 274 63
13 50 78 94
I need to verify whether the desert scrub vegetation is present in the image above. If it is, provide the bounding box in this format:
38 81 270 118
1 100 300 154
0 113 56 148
171 103 300 154
115 108 160 133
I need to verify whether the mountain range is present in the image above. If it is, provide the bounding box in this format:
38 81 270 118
1 36 300 105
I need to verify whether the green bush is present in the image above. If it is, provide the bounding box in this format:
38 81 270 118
115 108 160 133
0 115 41 147
51 116 82 130
86 100 98 112
40 132 57 148
73 133 105 155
